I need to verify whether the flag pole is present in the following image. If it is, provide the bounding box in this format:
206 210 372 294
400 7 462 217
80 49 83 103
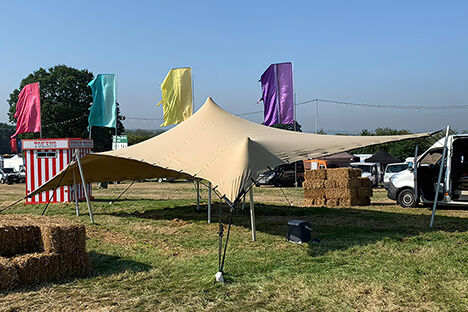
115 73 118 137
191 68 194 114
39 82 42 139
292 62 298 188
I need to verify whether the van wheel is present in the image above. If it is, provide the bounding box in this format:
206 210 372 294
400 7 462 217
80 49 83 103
398 189 418 208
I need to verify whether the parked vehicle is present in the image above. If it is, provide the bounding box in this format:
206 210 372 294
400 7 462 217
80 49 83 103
0 167 20 184
383 162 410 189
256 161 304 187
18 165 26 183
350 162 381 186
387 134 468 208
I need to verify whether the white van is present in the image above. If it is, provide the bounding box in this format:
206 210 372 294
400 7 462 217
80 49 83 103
387 134 468 208
350 162 381 186
383 162 410 189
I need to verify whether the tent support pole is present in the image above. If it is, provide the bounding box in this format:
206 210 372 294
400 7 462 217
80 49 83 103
208 182 212 223
249 188 256 241
242 195 246 210
430 125 450 228
72 168 80 216
196 179 200 211
75 149 94 223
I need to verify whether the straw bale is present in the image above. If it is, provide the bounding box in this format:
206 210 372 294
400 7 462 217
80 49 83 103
324 180 336 188
41 224 87 254
59 251 90 277
13 252 62 285
303 198 327 207
303 180 324 190
304 189 325 199
326 198 340 207
358 177 372 188
325 188 358 199
357 196 371 206
357 187 373 197
0 257 18 289
304 169 327 181
327 168 361 181
0 214 89 289
0 226 41 257
335 178 360 189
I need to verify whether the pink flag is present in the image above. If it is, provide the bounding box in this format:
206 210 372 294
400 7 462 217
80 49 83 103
11 82 41 138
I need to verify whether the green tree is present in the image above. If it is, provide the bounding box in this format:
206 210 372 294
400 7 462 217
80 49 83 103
7 65 125 152
0 123 16 154
124 129 165 145
350 127 432 161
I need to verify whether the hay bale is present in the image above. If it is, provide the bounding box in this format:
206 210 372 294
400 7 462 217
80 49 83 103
335 178 360 189
303 198 327 207
0 226 41 257
357 196 371 206
324 180 336 188
13 252 62 285
304 169 327 181
41 224 87 254
327 168 361 181
357 187 373 197
303 180 324 190
325 188 358 199
0 215 89 289
358 177 372 188
326 198 340 207
0 257 18 289
304 189 325 199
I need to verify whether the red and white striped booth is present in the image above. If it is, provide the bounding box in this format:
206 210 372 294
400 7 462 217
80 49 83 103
22 138 93 204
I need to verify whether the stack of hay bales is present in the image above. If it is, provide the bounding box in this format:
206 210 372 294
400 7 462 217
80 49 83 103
303 168 373 207
0 214 89 289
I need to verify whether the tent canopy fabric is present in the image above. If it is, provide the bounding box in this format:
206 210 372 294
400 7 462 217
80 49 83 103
365 150 401 166
30 97 432 203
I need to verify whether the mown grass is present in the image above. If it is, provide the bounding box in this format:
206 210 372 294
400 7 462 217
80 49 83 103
0 181 467 311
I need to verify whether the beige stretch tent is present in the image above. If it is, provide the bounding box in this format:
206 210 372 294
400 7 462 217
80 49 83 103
30 97 431 203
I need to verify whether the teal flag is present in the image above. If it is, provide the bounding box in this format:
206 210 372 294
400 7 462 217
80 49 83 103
88 74 117 129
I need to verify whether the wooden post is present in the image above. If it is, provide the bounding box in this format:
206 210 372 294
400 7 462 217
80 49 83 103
75 149 94 223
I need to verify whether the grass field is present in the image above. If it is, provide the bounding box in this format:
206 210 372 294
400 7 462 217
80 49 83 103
0 181 467 311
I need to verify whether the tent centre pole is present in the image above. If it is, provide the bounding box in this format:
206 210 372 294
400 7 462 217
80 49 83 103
250 188 256 241
196 179 200 211
75 149 94 223
208 182 212 223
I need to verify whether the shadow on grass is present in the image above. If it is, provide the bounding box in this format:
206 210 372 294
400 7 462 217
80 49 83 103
95 200 468 257
88 251 152 277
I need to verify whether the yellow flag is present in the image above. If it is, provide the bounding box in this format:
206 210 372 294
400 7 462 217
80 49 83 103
157 67 193 127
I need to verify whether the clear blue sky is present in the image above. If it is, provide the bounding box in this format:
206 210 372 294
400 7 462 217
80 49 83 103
1 1 467 134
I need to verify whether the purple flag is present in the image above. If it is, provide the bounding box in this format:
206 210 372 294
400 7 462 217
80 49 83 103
259 62 294 126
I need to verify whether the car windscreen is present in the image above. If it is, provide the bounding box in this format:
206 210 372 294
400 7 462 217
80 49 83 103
2 168 15 173
386 164 408 173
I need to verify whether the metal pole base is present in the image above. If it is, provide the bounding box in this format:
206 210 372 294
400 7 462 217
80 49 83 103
215 271 224 283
